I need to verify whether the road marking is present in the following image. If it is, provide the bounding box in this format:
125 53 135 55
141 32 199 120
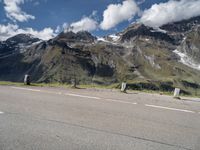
64 94 137 105
11 86 197 113
41 91 62 95
0 111 4 114
145 104 195 113
64 93 101 100
11 87 41 92
11 86 137 105
12 87 63 95
104 99 137 105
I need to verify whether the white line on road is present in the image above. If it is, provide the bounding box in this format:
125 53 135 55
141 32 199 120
11 87 41 92
11 86 137 105
104 99 137 105
145 104 195 113
11 87 196 113
41 91 62 95
64 93 137 105
0 111 4 114
64 93 101 100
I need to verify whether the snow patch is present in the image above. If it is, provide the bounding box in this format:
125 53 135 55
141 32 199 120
173 50 200 70
108 34 120 42
97 37 119 45
97 37 108 42
144 55 161 69
29 40 43 46
151 28 167 34
19 40 43 53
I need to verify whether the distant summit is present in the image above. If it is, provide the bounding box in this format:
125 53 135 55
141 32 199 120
55 31 96 43
0 33 41 55
6 34 40 45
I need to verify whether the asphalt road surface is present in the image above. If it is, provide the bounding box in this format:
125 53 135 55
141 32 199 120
0 85 200 150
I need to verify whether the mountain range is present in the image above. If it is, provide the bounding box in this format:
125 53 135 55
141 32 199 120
1 16 200 95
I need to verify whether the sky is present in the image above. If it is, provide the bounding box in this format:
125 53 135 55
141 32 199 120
0 0 200 40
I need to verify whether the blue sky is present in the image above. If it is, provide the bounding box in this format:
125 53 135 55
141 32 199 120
0 0 200 40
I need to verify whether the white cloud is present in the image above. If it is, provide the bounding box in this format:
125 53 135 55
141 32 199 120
0 24 18 40
3 0 35 22
55 26 61 34
33 1 40 6
18 27 56 40
62 22 69 31
91 10 97 18
140 0 200 28
137 0 145 5
0 24 56 41
100 0 139 30
64 17 98 33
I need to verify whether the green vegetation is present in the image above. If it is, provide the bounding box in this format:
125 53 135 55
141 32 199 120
0 81 24 86
0 81 117 89
1 80 200 97
0 81 70 87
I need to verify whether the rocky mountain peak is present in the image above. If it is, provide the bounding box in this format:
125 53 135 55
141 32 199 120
120 23 175 44
161 16 200 33
6 34 40 45
76 31 97 41
55 31 96 43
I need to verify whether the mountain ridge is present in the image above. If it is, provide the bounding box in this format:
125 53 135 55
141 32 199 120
1 16 200 95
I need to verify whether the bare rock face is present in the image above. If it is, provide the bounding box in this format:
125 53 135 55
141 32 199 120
120 24 175 44
0 34 40 55
161 16 200 33
6 34 40 44
180 26 200 63
54 31 96 43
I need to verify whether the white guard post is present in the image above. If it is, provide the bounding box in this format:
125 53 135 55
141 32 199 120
24 74 30 85
174 88 180 98
121 82 127 92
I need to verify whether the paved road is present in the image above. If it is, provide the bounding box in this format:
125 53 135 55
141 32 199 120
0 85 200 150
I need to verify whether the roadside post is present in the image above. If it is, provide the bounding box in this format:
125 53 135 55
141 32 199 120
173 88 180 99
71 78 77 88
24 74 31 85
121 82 127 93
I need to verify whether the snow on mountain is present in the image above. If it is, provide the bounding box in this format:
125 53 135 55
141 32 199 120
173 49 200 70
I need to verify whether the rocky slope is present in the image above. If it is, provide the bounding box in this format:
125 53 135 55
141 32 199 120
0 34 40 59
1 17 200 95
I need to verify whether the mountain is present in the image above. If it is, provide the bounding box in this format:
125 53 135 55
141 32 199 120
0 34 41 57
1 17 200 95
55 31 97 43
176 26 200 65
119 24 176 44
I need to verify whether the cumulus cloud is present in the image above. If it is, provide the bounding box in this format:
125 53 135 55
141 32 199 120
64 17 98 33
55 26 61 34
137 0 146 5
100 0 139 30
3 0 35 22
0 24 18 40
33 1 40 6
62 22 69 31
18 27 56 40
140 0 200 28
0 24 56 41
